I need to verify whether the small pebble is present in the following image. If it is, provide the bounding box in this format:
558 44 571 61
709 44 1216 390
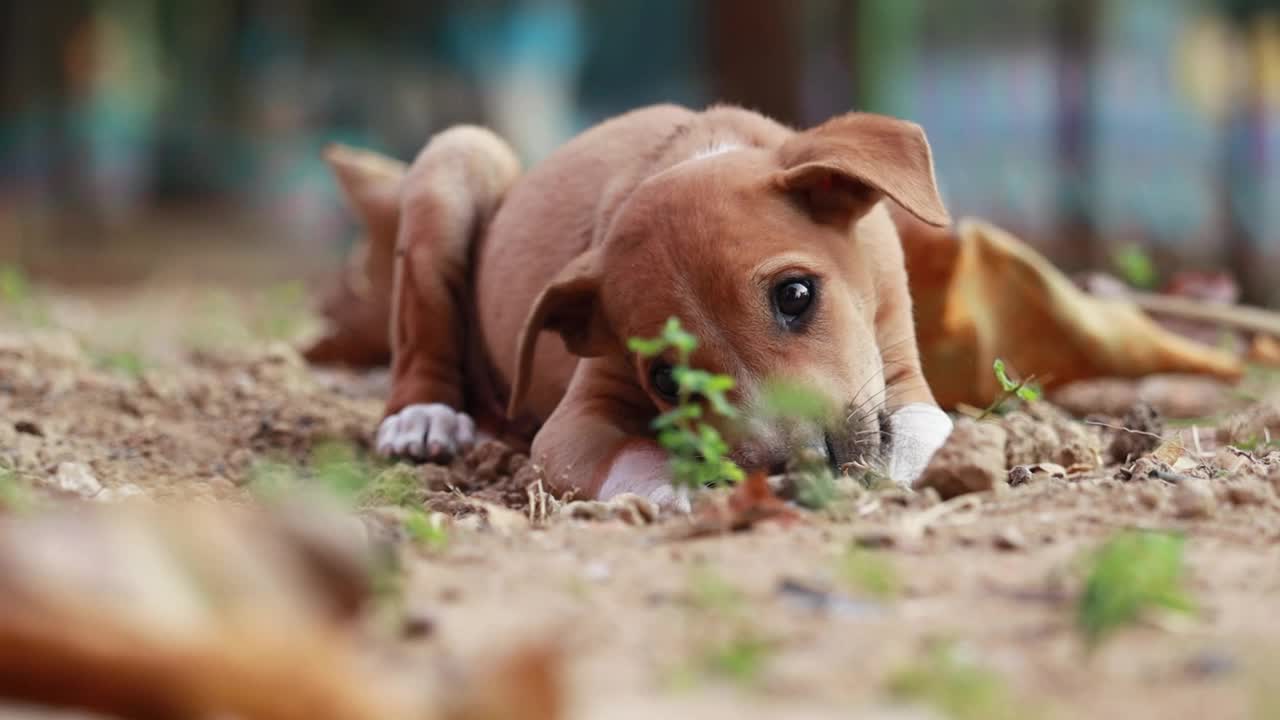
993 527 1027 551
852 529 899 549
13 420 42 437
401 613 436 640
1185 649 1237 679
50 462 102 498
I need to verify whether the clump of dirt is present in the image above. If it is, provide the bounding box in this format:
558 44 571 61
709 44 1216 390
916 418 1008 499
413 440 551 515
1105 402 1164 464
1000 403 1103 470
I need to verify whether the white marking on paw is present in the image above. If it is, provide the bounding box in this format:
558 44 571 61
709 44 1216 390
885 403 954 488
376 403 476 462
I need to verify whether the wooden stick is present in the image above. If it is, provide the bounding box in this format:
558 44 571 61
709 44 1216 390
1128 292 1280 337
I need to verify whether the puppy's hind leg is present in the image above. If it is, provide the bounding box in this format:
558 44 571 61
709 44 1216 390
378 127 521 462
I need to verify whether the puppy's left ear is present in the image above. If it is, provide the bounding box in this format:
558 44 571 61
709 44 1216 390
507 249 616 419
776 113 950 228
324 144 407 234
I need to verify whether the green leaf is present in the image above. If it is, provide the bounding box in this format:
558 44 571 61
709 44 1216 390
627 336 667 357
706 391 738 419
1112 244 1158 290
653 404 702 430
673 367 710 393
662 317 699 356
403 510 449 551
719 459 745 484
1015 385 1041 402
992 358 1018 392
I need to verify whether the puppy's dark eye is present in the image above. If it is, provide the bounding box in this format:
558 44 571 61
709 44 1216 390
650 362 680 402
774 278 815 323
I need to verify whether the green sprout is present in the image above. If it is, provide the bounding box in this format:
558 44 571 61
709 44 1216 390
977 358 1041 420
358 465 427 508
628 317 744 489
1077 531 1194 649
1112 244 1158 290
887 641 1028 720
402 509 449 551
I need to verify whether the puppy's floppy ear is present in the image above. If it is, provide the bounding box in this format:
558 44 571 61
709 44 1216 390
776 113 950 228
324 144 407 233
507 249 616 419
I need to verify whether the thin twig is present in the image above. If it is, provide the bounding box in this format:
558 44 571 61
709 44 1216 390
1084 419 1164 441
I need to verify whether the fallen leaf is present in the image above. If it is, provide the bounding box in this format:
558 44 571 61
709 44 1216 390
894 208 1244 410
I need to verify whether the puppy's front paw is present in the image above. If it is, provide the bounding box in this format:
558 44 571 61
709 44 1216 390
595 441 693 514
376 403 475 462
885 403 954 488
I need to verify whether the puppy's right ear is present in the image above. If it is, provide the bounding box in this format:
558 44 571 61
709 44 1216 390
507 249 615 419
324 144 407 234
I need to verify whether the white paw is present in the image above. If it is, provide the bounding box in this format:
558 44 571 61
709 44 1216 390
885 403 954 488
376 403 476 462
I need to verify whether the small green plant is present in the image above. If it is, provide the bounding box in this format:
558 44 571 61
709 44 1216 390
1076 531 1194 649
402 509 449 551
840 546 900 600
1112 244 1158 290
358 465 426 508
977 358 1041 420
887 641 1027 720
628 318 744 489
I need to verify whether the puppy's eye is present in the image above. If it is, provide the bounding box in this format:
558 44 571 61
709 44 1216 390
774 278 815 322
649 362 680 402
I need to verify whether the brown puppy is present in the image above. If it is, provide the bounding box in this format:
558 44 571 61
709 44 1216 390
375 105 954 509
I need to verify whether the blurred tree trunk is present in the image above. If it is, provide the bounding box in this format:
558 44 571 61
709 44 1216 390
707 0 799 125
1052 0 1100 269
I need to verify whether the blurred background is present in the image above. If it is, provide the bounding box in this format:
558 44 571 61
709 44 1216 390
1 0 1278 302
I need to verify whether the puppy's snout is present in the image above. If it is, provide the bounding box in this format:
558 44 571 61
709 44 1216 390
826 410 884 474
736 417 834 475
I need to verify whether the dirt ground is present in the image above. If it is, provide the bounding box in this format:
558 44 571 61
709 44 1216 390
4 267 1280 720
